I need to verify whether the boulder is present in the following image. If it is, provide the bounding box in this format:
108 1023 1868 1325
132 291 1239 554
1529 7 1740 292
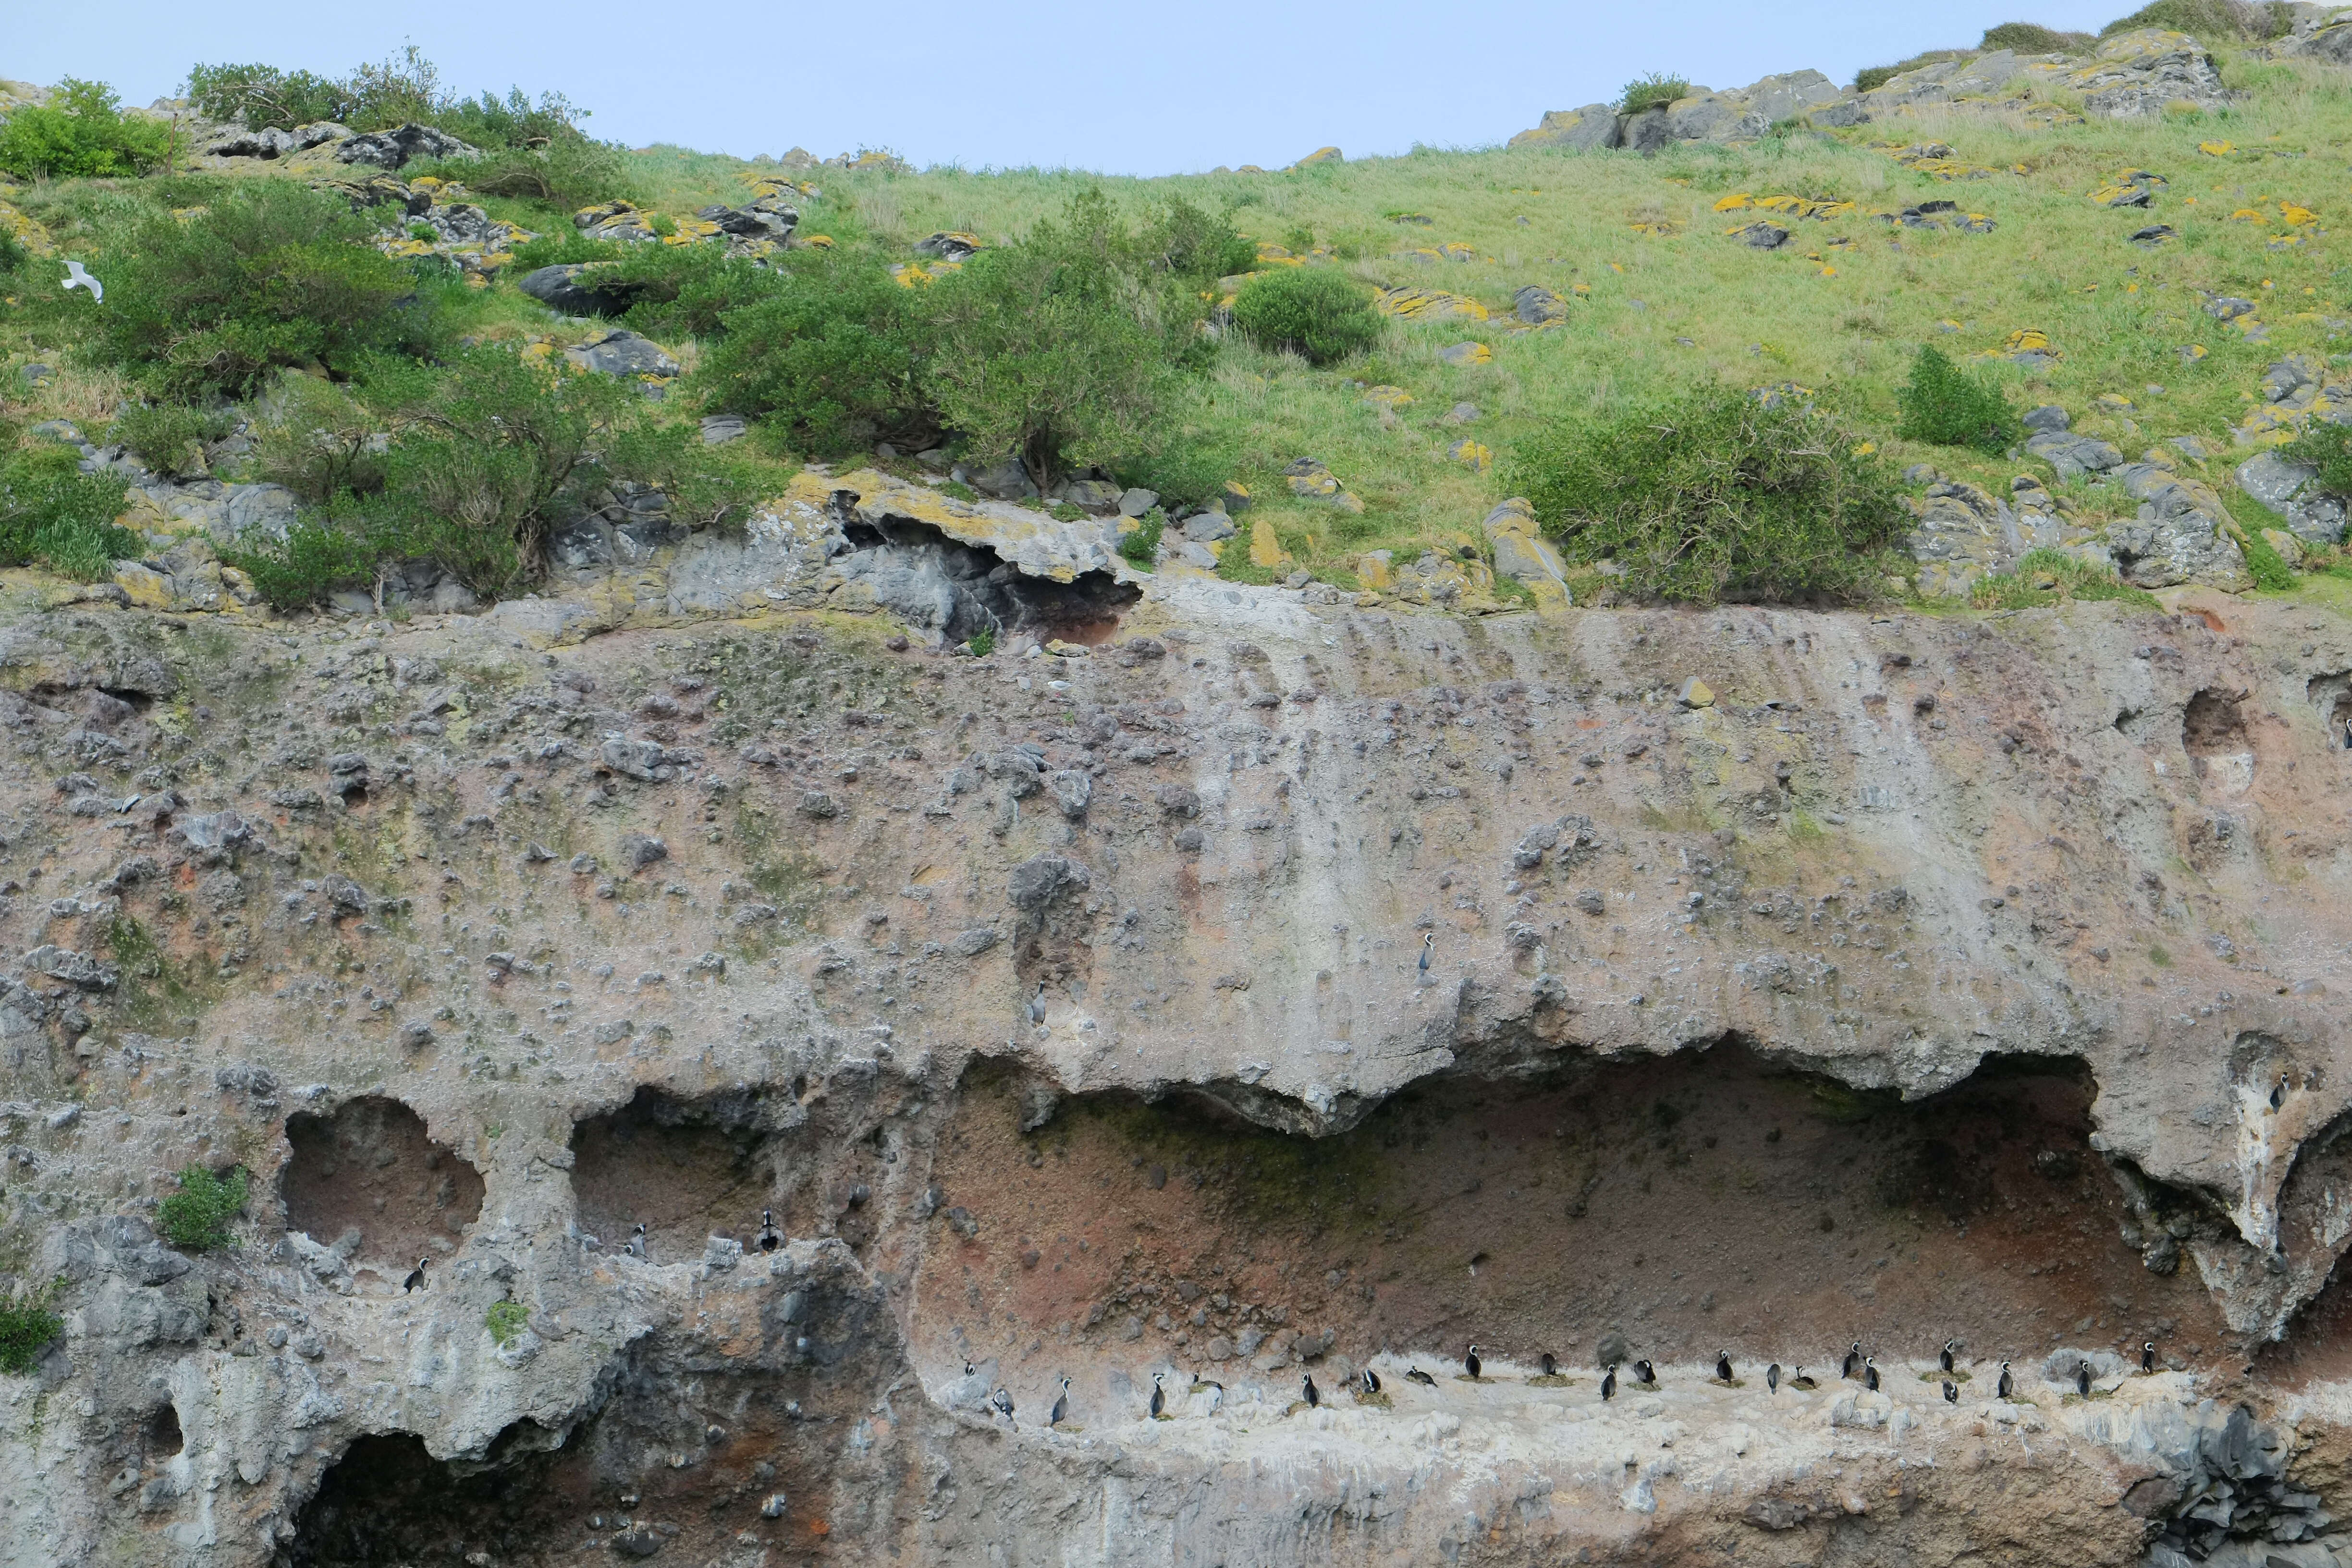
698 203 795 240
1513 286 1568 325
1507 104 1620 151
2237 452 2348 546
1181 510 1237 543
2026 430 2125 480
2066 29 2235 118
1481 499 1570 609
2279 6 2352 63
202 121 349 160
2105 462 2251 590
915 231 982 259
564 330 680 380
334 122 477 171
517 263 645 317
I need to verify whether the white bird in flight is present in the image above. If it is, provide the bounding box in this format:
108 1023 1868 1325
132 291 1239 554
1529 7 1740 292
61 260 102 303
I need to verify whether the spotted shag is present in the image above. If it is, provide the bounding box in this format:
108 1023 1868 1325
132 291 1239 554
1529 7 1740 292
1864 1357 1880 1393
1405 1367 1437 1387
1996 1361 2014 1400
1602 1365 1618 1402
2075 1360 2092 1398
1361 1367 1381 1395
402 1256 429 1293
1940 1338 1958 1374
756 1208 783 1253
2142 1341 2157 1374
1715 1351 1734 1383
1302 1373 1320 1409
1539 1352 1557 1378
1419 931 1434 976
1029 982 1047 1025
1767 1362 1780 1394
1943 1380 1959 1405
1465 1344 1482 1379
1050 1376 1070 1427
1790 1366 1817 1391
1634 1358 1655 1386
991 1386 1015 1423
1149 1372 1165 1418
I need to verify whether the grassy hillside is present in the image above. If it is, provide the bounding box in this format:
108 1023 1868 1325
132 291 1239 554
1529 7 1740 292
3 29 2352 611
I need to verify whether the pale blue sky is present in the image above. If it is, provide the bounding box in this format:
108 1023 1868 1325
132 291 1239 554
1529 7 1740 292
20 1 2124 176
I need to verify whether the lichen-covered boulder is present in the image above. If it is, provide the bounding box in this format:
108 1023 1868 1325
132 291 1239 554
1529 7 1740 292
564 330 680 380
335 122 477 171
2237 451 2348 546
2066 29 2235 118
1507 104 1619 150
2105 461 2251 590
1481 499 1570 609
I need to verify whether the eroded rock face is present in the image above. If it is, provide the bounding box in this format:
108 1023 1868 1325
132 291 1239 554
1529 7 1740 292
8 558 2352 1564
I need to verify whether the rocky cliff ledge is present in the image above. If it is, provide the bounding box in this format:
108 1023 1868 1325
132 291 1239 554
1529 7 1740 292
7 470 2352 1566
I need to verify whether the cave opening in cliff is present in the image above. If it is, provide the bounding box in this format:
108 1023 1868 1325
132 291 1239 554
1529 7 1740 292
568 1084 895 1260
911 1048 2228 1389
280 1096 484 1284
144 1402 181 1458
837 514 1140 645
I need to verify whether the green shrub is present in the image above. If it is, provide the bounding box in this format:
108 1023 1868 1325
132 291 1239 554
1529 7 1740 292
600 421 782 531
1138 198 1256 281
965 627 995 657
484 1299 529 1347
694 250 932 455
2100 0 2291 37
186 62 352 132
254 377 388 504
1980 21 2095 50
1511 381 1908 605
2281 419 2352 496
924 188 1204 490
1231 269 1383 366
190 50 594 146
0 1276 65 1375
410 137 636 212
1619 74 1690 114
608 246 790 340
435 85 595 151
0 446 141 581
1117 509 1164 569
0 228 26 277
83 182 440 399
2237 524 2296 589
219 515 376 611
0 78 172 180
1896 344 2017 453
158 1164 249 1251
347 345 634 597
109 403 236 478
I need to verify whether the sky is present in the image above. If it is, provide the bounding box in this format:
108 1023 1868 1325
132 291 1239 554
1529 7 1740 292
18 1 2127 177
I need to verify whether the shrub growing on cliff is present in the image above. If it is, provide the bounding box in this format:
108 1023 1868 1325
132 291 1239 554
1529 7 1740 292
0 446 141 581
1895 344 2017 454
84 182 439 399
2281 419 2352 497
1980 21 2095 51
0 1276 65 1375
159 1164 249 1251
1231 269 1382 366
2099 0 2291 39
109 403 237 479
0 78 171 180
1512 382 1907 605
924 188 1203 491
694 249 932 455
1619 74 1690 113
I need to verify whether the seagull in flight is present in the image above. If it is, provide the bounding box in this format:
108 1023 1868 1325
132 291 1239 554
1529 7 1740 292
62 260 103 303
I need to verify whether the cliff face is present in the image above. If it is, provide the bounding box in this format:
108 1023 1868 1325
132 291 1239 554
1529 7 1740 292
9 475 2352 1566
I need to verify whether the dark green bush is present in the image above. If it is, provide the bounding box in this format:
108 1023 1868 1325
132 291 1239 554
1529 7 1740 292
158 1164 248 1251
1619 74 1691 113
84 182 439 399
185 62 352 131
219 515 376 611
0 1276 65 1374
2281 418 2352 496
109 403 235 478
2100 0 2291 37
1854 49 1971 91
1512 381 1908 605
253 377 386 504
1896 344 2017 453
1117 509 1163 569
191 49 600 149
1139 198 1256 281
409 137 636 212
0 446 141 581
0 78 172 180
1980 21 2095 50
0 228 25 276
1231 269 1382 366
924 189 1203 491
610 247 790 340
485 1300 528 1347
695 250 933 455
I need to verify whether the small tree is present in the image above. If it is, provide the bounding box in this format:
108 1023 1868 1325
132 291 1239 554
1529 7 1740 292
159 1164 249 1251
1512 381 1908 605
923 189 1201 491
1895 344 2018 454
1231 270 1383 365
0 78 172 179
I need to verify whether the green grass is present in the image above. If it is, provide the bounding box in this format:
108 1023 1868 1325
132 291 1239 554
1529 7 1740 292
1968 548 2163 609
485 1299 529 1346
158 1164 248 1250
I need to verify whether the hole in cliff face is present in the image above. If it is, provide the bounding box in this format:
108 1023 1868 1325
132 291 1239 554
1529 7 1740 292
282 1262 900 1566
567 1085 892 1260
2309 672 2352 746
836 516 1139 645
145 1403 182 1458
913 1049 2225 1385
281 1097 484 1280
2183 687 2254 792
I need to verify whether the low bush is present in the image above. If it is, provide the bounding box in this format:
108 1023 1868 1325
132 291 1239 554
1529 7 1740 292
1138 198 1256 281
1512 381 1908 605
83 181 440 399
218 515 376 611
0 1276 65 1374
1980 21 2095 51
1854 50 1971 92
109 403 236 478
2100 0 2291 38
694 250 933 455
186 45 442 137
0 446 141 581
1117 509 1164 569
253 377 387 504
924 188 1204 491
2281 419 2352 495
607 246 790 341
158 1164 249 1251
1895 344 2017 453
410 137 636 213
1231 269 1383 366
1619 74 1690 114
0 78 172 180
484 1300 529 1347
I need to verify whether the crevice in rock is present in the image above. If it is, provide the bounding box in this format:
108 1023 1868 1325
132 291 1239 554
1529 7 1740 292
837 514 1139 645
912 1047 2224 1390
2309 670 2352 746
280 1096 484 1278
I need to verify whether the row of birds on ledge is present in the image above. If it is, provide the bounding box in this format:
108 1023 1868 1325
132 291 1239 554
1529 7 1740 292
976 1340 2166 1428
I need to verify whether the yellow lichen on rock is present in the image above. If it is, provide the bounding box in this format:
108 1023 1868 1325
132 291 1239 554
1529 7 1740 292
1292 147 1344 167
1361 386 1415 409
1249 515 1286 568
2200 139 2236 156
1376 287 1489 322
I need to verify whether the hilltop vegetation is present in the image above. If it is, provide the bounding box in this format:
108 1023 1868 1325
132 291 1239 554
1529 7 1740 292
3 18 2352 615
